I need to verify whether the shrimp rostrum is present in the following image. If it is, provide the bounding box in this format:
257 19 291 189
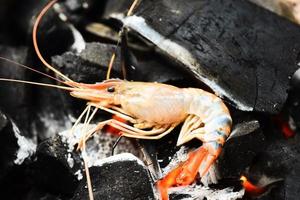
67 79 232 200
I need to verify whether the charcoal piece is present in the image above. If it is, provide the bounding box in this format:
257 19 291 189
0 164 33 200
103 0 133 19
31 76 74 140
72 153 155 200
59 0 88 25
126 51 190 83
25 188 63 200
219 126 265 178
52 42 122 82
229 109 260 139
0 45 33 136
168 185 244 200
0 110 36 180
119 0 300 113
170 193 191 200
246 135 300 200
0 111 17 180
33 135 81 196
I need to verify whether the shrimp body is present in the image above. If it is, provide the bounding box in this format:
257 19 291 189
70 80 232 144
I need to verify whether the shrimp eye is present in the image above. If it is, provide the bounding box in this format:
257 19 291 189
107 86 115 93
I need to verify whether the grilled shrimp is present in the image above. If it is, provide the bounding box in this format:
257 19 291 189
0 1 232 199
67 79 232 200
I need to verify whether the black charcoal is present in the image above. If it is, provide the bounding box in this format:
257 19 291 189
115 0 300 114
72 153 155 200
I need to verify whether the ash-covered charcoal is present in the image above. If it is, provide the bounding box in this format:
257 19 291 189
126 50 190 83
169 185 244 200
52 41 186 84
72 153 155 200
113 0 300 114
102 0 134 19
56 0 90 25
52 42 122 82
245 134 300 200
31 82 74 140
0 46 33 137
30 123 143 198
0 110 36 180
24 188 63 200
59 123 143 165
31 2 75 60
32 134 81 196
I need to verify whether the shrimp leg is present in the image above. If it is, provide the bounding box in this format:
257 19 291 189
76 118 177 150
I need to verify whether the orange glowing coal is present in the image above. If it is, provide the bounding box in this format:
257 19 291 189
240 175 266 197
273 115 296 138
104 115 127 135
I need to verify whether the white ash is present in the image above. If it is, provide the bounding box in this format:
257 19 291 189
38 111 73 139
162 146 189 176
199 160 220 185
67 153 74 168
288 116 296 131
119 15 253 111
12 121 36 165
169 184 244 200
75 169 83 180
68 24 86 53
90 153 145 168
59 123 143 167
59 123 94 153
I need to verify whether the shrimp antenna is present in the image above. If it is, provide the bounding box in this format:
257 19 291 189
106 0 140 80
33 0 73 82
0 78 78 91
0 56 66 85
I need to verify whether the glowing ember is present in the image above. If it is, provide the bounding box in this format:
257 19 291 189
273 115 296 138
240 175 266 197
104 115 127 135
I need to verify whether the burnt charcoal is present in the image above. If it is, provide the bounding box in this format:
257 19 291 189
32 2 75 61
0 164 33 200
168 184 244 200
0 0 45 45
0 110 36 180
59 0 89 25
118 0 300 113
219 125 265 178
33 135 81 197
0 110 18 180
169 193 191 200
0 45 33 137
52 42 122 83
126 50 190 83
72 153 155 200
31 77 74 140
103 0 133 19
25 188 63 200
246 134 300 200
